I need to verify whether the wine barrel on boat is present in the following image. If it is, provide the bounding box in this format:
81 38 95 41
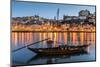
46 40 53 44
46 40 53 48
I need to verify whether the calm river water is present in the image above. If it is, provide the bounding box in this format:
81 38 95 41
11 32 96 66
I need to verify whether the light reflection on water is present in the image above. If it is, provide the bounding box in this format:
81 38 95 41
11 32 96 66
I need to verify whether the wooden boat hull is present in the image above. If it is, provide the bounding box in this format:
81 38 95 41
27 45 89 55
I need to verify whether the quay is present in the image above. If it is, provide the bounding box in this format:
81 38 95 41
12 30 96 33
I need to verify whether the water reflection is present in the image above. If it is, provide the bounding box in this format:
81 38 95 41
12 32 96 65
27 51 88 64
12 32 95 49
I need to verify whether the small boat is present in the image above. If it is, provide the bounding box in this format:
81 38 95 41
27 44 90 55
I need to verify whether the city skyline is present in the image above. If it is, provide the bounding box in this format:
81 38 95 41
12 1 96 19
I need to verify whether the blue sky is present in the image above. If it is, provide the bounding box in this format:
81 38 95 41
12 1 95 19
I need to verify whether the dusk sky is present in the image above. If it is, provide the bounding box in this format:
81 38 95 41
12 1 95 19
